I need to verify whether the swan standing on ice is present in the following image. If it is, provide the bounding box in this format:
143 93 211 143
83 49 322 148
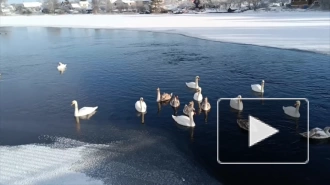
251 80 265 93
283 100 300 118
170 95 180 108
186 76 200 89
193 87 203 102
156 88 172 102
172 109 196 127
57 62 67 71
230 95 243 111
183 101 195 115
71 100 98 117
300 127 330 139
135 97 147 113
201 97 211 111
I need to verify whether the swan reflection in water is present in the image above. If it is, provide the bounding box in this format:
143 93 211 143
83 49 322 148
190 127 195 140
203 109 210 123
172 106 179 116
251 91 264 104
157 102 161 113
58 68 66 74
136 112 146 124
75 117 81 133
196 101 202 115
75 111 97 132
157 101 170 114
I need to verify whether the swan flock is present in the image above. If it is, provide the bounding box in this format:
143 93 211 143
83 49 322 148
57 64 318 140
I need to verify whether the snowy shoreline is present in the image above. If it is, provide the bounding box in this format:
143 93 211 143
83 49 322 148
1 12 330 55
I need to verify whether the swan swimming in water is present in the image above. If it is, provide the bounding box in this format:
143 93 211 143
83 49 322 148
251 80 265 93
135 97 147 113
183 101 195 115
172 109 196 127
57 62 67 71
201 97 211 111
230 95 243 111
170 95 180 108
283 100 300 118
186 76 200 89
156 88 172 102
193 87 203 102
300 127 330 139
237 119 249 131
71 100 98 117
237 117 260 131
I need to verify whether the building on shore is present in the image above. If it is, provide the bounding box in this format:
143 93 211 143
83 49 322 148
79 0 89 9
290 0 317 7
23 2 42 12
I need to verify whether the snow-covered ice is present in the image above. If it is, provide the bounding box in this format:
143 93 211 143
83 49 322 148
0 134 219 185
0 137 105 185
1 12 329 54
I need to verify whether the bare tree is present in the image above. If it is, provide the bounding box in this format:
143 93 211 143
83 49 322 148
233 0 244 9
249 0 261 10
117 3 125 12
136 3 146 12
43 0 59 13
151 0 163 13
319 0 330 10
0 0 8 14
105 0 113 13
92 0 100 13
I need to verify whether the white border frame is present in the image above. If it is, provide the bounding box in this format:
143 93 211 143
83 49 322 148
217 98 309 165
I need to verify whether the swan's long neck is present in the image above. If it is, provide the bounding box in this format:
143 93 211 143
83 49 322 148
189 113 194 126
195 78 199 88
296 105 300 112
157 91 160 102
74 103 79 116
261 83 264 91
140 100 143 109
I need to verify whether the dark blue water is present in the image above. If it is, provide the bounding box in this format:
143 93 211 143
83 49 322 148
0 27 330 185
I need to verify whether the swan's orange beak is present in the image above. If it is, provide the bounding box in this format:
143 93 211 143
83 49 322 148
294 103 297 107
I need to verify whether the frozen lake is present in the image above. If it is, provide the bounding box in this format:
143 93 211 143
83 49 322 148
0 27 329 185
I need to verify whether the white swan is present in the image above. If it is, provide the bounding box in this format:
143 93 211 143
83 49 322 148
57 62 67 71
283 100 300 118
71 100 98 117
186 76 200 89
300 127 330 139
170 95 180 108
230 95 243 111
193 87 203 102
135 97 147 113
201 97 211 111
183 101 195 115
251 80 265 93
172 109 196 127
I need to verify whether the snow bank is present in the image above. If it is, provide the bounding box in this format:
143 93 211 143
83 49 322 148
0 137 105 185
0 12 329 54
0 134 219 185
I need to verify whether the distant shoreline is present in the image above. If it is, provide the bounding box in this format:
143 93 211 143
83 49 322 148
1 12 329 55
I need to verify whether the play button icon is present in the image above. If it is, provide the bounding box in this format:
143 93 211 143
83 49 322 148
218 98 309 164
249 115 279 147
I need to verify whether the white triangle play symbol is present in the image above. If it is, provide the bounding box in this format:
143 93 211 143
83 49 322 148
249 115 279 147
